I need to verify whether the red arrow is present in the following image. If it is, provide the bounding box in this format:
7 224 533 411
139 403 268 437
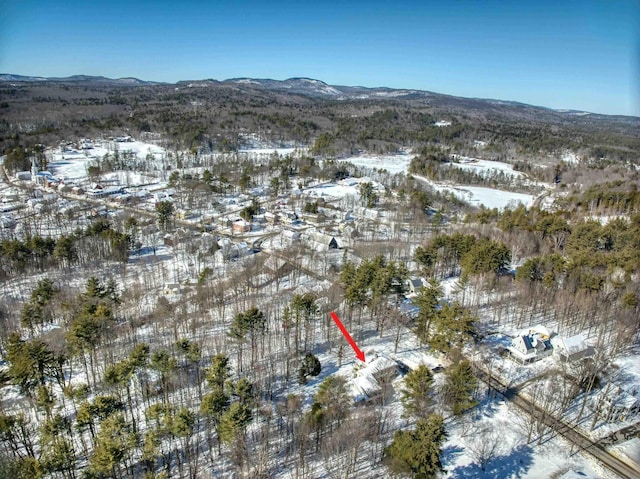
330 311 366 362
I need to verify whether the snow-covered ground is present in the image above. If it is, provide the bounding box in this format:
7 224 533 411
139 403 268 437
442 399 606 479
450 155 525 179
48 139 167 181
338 152 413 175
3 134 635 478
238 133 307 159
441 185 535 209
46 139 539 211
336 152 539 210
237 147 303 158
562 150 580 165
303 177 383 200
414 175 536 210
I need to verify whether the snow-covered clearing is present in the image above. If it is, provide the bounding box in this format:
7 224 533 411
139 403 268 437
414 174 536 209
303 176 383 200
48 139 167 182
335 152 539 210
337 152 413 174
450 155 525 179
562 150 581 165
443 185 535 210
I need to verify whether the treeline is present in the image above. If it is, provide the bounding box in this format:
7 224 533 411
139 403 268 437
561 180 640 215
415 232 512 279
0 220 130 276
408 150 536 192
4 81 639 164
469 204 640 294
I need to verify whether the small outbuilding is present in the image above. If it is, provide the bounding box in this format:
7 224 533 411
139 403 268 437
551 334 594 362
406 278 424 295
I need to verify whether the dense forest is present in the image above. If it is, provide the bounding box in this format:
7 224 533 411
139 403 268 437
2 79 639 163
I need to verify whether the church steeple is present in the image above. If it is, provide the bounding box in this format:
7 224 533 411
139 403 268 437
31 157 39 183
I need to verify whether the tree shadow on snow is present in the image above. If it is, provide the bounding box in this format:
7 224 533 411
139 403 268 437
442 444 465 469
447 444 534 479
470 395 500 419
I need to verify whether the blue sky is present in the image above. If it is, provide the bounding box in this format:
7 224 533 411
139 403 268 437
1 0 638 116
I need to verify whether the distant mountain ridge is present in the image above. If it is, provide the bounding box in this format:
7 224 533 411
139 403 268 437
0 73 161 85
1 73 638 121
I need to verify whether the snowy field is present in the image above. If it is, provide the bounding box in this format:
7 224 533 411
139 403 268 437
440 185 535 210
44 140 539 211
336 153 538 210
238 147 303 158
48 139 166 182
238 133 307 159
303 177 382 201
46 137 308 183
450 155 525 179
338 152 413 175
414 175 536 210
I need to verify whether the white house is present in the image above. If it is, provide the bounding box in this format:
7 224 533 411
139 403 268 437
279 229 301 248
214 239 252 264
508 326 554 364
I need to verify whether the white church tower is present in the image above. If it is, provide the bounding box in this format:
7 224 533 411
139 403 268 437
31 157 39 184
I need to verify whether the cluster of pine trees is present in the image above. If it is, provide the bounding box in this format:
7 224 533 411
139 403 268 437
0 220 130 277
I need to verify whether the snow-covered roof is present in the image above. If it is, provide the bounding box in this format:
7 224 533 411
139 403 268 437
281 229 300 240
305 230 336 244
350 355 399 402
352 373 381 400
519 324 551 338
264 255 288 272
551 334 589 355
367 356 398 376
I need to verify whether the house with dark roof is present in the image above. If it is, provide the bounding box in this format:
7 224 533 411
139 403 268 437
406 278 424 295
305 230 340 251
508 327 554 364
